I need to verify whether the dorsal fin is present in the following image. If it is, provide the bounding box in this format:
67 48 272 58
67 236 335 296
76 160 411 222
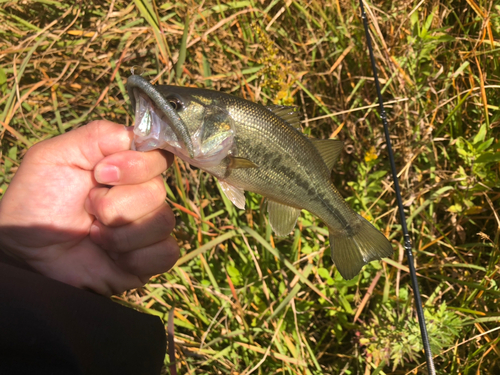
266 105 301 129
310 139 343 170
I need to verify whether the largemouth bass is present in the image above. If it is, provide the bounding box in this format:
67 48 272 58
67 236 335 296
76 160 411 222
127 75 393 279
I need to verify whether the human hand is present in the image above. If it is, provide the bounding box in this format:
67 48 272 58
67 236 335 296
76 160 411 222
0 120 179 296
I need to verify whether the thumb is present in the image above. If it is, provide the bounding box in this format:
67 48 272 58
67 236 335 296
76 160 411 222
33 120 134 171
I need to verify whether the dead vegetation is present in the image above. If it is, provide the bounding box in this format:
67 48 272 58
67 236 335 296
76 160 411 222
1 1 500 374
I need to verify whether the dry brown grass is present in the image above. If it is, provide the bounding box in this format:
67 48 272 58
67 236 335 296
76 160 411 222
1 1 500 374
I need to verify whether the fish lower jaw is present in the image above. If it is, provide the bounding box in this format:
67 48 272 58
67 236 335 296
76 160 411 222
151 143 226 171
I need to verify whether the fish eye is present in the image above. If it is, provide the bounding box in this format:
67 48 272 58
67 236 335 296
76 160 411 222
168 98 183 111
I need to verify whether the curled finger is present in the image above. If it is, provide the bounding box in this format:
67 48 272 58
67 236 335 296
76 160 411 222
90 203 175 252
112 236 180 281
94 149 173 186
85 176 166 227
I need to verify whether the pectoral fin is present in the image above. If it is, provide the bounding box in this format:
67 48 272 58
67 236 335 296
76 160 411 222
267 200 301 236
228 156 259 169
219 180 246 209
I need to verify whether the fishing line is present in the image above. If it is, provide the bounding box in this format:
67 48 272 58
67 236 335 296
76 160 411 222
358 1 436 373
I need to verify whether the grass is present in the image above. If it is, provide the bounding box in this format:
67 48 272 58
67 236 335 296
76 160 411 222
1 0 500 373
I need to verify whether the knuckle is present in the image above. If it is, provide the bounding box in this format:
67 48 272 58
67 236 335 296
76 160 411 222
24 140 50 162
165 236 180 259
101 227 131 252
84 121 104 141
121 251 146 275
137 154 151 175
127 260 143 275
152 178 167 198
125 153 151 178
25 141 43 157
143 179 166 206
86 120 108 133
94 194 119 226
157 238 180 270
153 204 175 232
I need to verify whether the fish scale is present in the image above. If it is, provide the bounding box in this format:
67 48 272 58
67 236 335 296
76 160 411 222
126 75 393 279
217 96 353 230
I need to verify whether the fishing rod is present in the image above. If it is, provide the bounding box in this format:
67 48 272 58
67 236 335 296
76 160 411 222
358 1 436 373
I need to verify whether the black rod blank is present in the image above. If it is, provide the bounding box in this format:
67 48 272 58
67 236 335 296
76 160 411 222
357 1 436 373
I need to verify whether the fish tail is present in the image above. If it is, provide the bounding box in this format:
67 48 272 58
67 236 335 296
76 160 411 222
329 215 393 279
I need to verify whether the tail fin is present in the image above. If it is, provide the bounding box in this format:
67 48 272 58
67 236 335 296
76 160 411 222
329 215 393 279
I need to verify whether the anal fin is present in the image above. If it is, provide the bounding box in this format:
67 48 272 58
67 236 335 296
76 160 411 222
219 180 246 209
267 200 301 236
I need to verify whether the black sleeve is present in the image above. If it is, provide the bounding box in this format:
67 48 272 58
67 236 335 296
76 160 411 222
0 254 166 375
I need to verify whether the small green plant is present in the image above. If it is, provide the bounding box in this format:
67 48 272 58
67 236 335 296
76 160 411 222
346 146 388 222
455 122 499 184
253 24 295 105
448 122 500 215
361 293 462 370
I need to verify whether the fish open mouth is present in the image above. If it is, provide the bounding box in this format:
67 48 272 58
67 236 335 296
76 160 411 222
127 75 194 157
130 88 179 150
127 75 237 169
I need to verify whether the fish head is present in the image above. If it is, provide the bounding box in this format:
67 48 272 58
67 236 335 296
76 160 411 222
127 76 235 169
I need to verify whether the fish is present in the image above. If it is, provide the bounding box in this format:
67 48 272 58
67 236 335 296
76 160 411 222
126 75 393 279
